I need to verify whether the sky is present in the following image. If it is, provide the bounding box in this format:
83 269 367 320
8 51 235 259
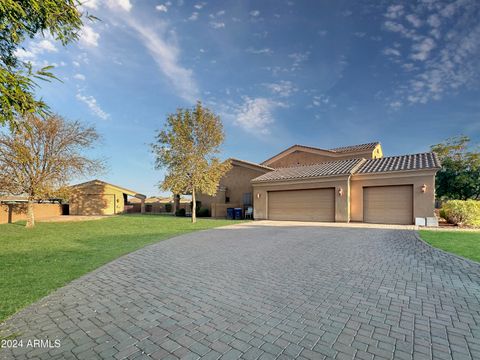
14 0 480 196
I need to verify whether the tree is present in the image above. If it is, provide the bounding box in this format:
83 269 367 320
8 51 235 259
0 1 94 129
0 114 103 227
152 102 231 223
431 136 480 200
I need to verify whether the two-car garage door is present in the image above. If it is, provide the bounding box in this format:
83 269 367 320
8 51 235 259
363 185 413 225
268 188 335 222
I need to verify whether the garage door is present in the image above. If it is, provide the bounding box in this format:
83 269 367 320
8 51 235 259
268 188 335 222
363 185 413 225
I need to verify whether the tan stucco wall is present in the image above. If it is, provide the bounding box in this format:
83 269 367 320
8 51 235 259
69 183 127 215
266 150 374 168
350 170 437 222
197 164 270 215
252 176 350 222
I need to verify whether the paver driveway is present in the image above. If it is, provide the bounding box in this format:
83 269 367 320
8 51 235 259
1 223 480 360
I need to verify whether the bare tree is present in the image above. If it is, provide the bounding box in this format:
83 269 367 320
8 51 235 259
0 115 103 227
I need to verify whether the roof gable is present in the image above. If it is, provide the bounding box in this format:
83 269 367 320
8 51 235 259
71 179 146 199
261 142 380 166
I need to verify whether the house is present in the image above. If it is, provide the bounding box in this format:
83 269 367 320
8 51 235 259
129 196 190 213
69 180 146 216
199 142 441 225
196 158 273 218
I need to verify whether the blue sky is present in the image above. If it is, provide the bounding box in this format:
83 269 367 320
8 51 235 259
15 0 480 196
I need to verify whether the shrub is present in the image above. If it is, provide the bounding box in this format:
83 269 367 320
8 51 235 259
197 208 210 217
175 208 186 217
165 203 172 213
441 200 480 227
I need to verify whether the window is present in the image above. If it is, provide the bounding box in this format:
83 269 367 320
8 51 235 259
225 196 230 203
243 192 252 206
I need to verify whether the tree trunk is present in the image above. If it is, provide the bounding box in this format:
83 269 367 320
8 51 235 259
26 198 35 228
191 188 196 224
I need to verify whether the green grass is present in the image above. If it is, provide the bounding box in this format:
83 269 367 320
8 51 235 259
0 215 239 323
419 230 480 263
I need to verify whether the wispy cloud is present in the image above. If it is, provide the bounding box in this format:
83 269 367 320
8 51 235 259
155 4 168 12
188 12 199 21
246 47 273 55
76 92 110 120
235 98 285 134
382 0 480 107
288 51 309 70
264 81 298 97
104 1 199 102
210 21 225 29
79 25 100 47
15 38 57 64
250 10 260 17
73 73 86 81
194 2 206 10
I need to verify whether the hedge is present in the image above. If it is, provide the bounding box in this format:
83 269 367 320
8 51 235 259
441 200 480 227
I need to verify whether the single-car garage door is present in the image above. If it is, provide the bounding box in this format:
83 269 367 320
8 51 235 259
363 185 413 225
268 188 335 222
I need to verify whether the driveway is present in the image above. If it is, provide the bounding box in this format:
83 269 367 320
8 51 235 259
1 223 480 359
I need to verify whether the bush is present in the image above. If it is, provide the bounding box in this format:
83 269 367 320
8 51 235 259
175 208 186 217
165 203 172 213
441 200 480 227
197 208 210 217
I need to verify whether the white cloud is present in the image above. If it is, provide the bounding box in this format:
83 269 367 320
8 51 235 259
14 38 57 63
264 81 297 97
246 47 272 55
312 94 330 107
156 4 168 12
79 25 100 47
76 92 110 120
235 98 282 134
385 5 404 19
382 0 480 107
194 2 206 10
250 10 260 17
383 48 401 56
82 0 98 9
106 0 132 12
289 51 309 70
73 73 86 81
406 14 422 28
188 12 199 21
210 21 225 29
125 20 198 102
411 38 435 61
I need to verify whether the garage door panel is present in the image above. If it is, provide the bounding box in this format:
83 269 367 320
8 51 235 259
363 185 413 225
268 188 335 222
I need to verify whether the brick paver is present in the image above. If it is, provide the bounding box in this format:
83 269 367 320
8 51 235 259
1 225 480 359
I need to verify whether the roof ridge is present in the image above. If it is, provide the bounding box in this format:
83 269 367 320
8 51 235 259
272 157 362 170
229 157 275 170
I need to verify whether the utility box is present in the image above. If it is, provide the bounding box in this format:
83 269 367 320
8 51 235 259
415 217 426 226
426 217 439 227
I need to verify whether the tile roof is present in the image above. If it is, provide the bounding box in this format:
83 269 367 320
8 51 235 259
356 152 441 174
230 158 274 171
252 158 364 183
329 142 380 153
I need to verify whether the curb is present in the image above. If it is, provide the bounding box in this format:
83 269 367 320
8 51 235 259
414 230 480 266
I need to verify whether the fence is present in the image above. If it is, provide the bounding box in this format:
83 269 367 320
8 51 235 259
0 203 62 224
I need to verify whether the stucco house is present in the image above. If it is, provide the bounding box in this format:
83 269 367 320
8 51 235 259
198 142 441 225
69 180 146 216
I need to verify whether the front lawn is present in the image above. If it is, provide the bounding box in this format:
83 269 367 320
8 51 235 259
419 230 480 263
0 215 239 323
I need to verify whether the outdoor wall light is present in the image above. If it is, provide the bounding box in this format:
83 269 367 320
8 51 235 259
421 184 427 193
256 193 261 199
338 187 344 196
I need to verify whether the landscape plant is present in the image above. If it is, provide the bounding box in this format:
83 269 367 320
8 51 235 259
441 200 480 227
0 1 95 129
0 114 103 227
152 102 231 223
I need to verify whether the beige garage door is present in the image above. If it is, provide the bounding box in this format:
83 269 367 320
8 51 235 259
268 188 335 222
363 185 413 225
76 194 115 215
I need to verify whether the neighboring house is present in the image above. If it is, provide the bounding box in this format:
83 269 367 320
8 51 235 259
200 142 441 225
0 196 63 224
69 180 146 216
129 196 190 213
196 158 273 218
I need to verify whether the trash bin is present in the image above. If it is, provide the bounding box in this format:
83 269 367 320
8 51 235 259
226 207 234 220
234 208 243 220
